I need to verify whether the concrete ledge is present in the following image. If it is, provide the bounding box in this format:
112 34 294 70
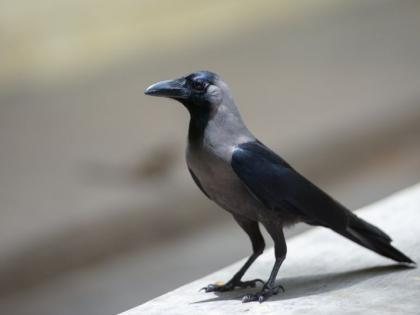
120 183 420 315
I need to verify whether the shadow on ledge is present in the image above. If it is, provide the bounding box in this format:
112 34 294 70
193 264 411 304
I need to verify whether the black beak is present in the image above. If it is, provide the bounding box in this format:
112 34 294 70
144 78 189 99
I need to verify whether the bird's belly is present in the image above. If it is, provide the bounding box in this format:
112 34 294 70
188 153 263 221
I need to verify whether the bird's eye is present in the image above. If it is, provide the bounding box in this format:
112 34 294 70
192 80 206 91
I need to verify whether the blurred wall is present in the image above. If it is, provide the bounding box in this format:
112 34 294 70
0 1 420 314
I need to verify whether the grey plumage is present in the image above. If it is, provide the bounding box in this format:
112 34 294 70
145 71 414 303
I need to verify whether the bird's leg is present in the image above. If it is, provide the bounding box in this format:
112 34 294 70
202 215 265 293
242 222 286 303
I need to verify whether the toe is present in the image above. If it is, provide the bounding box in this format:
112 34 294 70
242 294 256 303
200 284 217 292
242 283 284 303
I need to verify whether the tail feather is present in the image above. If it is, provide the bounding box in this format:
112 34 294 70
337 214 414 264
348 213 392 242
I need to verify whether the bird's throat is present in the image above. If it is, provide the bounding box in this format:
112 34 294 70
187 105 211 147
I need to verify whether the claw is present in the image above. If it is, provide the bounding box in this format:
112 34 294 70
278 284 285 293
200 283 217 292
241 284 285 303
242 294 254 303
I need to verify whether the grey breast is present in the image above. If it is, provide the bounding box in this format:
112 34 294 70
186 104 264 221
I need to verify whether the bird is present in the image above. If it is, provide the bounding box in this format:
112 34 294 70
144 70 415 303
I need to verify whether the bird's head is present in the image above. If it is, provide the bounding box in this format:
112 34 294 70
144 71 226 110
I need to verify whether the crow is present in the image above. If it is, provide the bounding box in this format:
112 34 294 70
145 71 414 303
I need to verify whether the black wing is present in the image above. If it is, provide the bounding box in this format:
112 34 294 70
231 141 414 263
231 141 349 231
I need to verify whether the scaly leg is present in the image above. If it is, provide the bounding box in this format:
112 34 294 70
242 221 286 303
202 214 265 292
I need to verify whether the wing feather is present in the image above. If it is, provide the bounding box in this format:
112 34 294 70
231 141 348 231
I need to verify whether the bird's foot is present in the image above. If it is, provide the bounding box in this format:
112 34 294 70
242 284 284 303
201 278 264 293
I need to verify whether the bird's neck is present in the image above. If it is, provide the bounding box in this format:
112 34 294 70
187 105 212 147
187 102 254 149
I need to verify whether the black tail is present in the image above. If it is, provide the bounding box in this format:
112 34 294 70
337 213 415 264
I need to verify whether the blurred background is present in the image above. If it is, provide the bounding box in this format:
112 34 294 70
1 0 420 314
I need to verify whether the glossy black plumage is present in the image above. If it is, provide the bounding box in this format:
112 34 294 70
231 141 348 230
231 141 414 264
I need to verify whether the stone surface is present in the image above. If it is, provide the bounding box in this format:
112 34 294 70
120 183 420 315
